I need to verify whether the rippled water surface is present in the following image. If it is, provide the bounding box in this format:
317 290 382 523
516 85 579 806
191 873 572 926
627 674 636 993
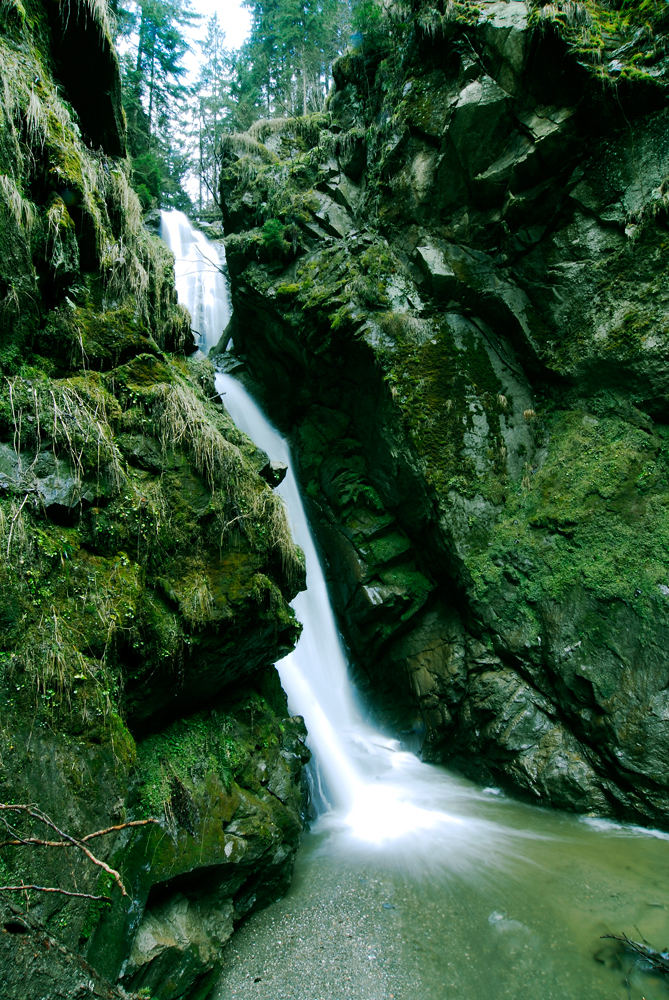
216 798 669 1000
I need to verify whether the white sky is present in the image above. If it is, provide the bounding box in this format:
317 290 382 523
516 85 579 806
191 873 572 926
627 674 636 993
181 0 250 84
192 0 251 50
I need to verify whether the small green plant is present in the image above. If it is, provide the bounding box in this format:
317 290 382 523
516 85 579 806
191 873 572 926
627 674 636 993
261 217 289 254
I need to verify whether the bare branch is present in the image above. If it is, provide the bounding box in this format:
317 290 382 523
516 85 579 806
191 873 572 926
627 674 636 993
602 933 669 975
0 838 70 848
81 818 160 841
0 805 161 897
6 492 30 558
0 818 159 852
0 884 111 901
201 173 222 213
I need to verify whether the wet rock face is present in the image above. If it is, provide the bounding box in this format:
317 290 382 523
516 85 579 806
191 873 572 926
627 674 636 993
219 0 669 825
46 0 126 156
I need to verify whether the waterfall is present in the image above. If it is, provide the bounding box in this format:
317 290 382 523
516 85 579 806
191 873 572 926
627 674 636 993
160 210 509 855
160 210 231 354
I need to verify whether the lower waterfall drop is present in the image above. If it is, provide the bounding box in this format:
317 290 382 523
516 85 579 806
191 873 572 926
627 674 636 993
214 372 499 852
160 209 509 856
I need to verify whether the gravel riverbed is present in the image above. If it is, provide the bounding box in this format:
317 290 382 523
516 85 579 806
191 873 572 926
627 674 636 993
214 815 669 1000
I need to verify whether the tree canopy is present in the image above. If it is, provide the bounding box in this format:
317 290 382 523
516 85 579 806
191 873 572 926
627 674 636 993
115 0 362 210
240 0 354 118
116 0 198 208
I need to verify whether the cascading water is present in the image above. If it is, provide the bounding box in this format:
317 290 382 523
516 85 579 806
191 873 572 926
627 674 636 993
160 209 507 852
214 372 499 850
160 210 232 354
160 210 669 1000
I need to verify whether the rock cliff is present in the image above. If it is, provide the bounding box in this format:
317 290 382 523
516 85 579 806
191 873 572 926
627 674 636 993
218 0 669 826
0 2 308 998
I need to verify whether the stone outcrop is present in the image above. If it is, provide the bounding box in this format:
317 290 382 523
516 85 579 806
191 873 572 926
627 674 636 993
0 2 309 998
218 0 669 826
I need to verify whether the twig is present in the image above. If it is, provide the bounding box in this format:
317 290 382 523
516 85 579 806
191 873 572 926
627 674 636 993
0 816 159 848
81 818 159 841
0 805 151 897
6 492 30 558
201 172 223 213
602 933 669 974
0 884 111 901
0 838 71 848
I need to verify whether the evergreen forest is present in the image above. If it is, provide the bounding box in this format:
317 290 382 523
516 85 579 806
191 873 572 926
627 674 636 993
116 0 362 211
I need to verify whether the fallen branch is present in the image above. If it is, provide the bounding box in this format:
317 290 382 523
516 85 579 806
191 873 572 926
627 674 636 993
0 837 71 848
0 817 160 850
602 933 669 974
0 884 111 901
0 806 159 898
81 818 159 842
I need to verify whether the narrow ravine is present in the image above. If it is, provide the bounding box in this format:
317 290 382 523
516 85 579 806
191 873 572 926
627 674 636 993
161 210 669 1000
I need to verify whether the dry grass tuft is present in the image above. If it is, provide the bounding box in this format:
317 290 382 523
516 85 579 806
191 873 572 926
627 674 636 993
155 381 245 493
0 173 35 230
3 376 127 496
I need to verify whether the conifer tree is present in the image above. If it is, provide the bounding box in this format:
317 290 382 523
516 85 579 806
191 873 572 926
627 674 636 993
193 14 229 211
117 0 198 207
240 0 353 118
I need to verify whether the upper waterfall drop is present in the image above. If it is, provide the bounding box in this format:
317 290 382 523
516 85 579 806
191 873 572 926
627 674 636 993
160 210 231 354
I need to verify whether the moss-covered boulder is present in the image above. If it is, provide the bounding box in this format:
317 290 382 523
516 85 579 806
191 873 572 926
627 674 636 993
219 0 669 826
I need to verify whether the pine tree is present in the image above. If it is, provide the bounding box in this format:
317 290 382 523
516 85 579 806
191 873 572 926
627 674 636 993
240 0 353 118
193 14 229 211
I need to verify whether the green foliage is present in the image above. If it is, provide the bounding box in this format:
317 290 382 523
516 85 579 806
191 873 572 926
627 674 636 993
190 13 230 212
530 0 669 82
131 151 162 209
236 0 353 119
117 0 197 207
352 0 384 36
261 217 290 254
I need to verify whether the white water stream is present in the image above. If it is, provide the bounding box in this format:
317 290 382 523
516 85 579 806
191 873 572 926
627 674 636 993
160 210 669 999
160 208 508 855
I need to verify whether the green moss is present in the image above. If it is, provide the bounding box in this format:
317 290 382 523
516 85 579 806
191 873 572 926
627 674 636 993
0 0 26 32
261 217 290 255
380 564 432 604
111 353 174 394
529 0 669 84
468 408 669 612
378 317 467 489
37 303 159 373
79 871 115 942
603 307 652 357
136 713 241 816
361 529 413 565
134 694 285 817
